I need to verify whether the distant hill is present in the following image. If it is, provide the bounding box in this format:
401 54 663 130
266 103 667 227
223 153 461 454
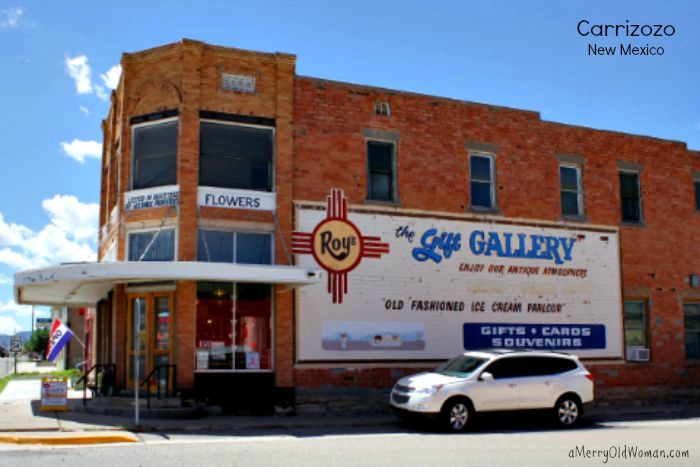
0 331 33 349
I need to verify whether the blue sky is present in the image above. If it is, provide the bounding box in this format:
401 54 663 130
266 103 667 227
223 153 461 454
0 1 698 334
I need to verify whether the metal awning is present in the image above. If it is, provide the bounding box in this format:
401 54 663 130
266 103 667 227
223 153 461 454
14 261 322 306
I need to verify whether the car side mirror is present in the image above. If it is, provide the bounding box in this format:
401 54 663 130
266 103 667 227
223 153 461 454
480 372 494 382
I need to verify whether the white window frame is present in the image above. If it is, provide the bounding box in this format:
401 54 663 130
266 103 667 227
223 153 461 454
196 228 275 265
469 152 496 210
199 119 276 193
130 117 179 191
559 163 584 217
623 300 647 349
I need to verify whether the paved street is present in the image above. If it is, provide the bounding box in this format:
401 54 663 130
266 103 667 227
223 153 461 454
1 416 698 466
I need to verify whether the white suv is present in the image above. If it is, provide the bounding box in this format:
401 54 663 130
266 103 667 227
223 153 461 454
390 350 594 431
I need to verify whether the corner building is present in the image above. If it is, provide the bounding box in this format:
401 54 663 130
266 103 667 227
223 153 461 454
27 39 700 410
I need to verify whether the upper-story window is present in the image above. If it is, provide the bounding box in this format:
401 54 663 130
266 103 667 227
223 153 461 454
469 153 495 209
199 122 274 192
619 171 642 223
694 179 700 211
197 230 272 265
132 120 178 190
128 228 176 261
367 141 397 202
560 164 584 217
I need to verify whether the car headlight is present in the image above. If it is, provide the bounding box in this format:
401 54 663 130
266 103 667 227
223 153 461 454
416 384 444 395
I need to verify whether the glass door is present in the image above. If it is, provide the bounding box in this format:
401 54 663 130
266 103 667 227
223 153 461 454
126 293 174 390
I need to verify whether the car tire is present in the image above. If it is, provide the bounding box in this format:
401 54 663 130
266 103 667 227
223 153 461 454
554 394 582 427
441 398 473 432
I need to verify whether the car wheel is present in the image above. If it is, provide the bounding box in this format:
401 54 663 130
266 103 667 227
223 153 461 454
441 398 473 432
554 395 582 427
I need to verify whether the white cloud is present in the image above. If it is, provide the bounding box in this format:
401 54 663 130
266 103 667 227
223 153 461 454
0 274 10 285
79 106 90 115
100 64 122 90
60 139 102 163
1 7 22 28
42 195 99 241
0 299 33 317
0 315 23 335
0 212 31 246
0 196 98 273
64 55 113 101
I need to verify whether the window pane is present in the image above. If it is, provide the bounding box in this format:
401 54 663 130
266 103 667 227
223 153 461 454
560 166 579 191
200 123 273 191
695 182 700 210
197 230 234 263
196 282 234 370
624 301 646 346
128 229 175 261
368 142 393 172
620 172 639 198
236 233 272 265
621 199 640 222
561 192 580 216
470 156 492 181
235 284 272 370
684 304 700 359
369 173 392 201
154 297 170 351
133 122 178 189
471 181 492 208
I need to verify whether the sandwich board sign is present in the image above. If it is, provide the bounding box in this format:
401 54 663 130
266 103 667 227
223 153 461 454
40 376 69 412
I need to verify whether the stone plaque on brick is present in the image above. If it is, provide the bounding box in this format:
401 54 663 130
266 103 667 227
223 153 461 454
222 73 256 93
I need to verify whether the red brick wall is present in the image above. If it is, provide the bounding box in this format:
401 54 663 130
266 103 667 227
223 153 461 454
291 76 700 394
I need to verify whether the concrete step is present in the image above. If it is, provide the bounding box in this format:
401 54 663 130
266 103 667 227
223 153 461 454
89 396 182 409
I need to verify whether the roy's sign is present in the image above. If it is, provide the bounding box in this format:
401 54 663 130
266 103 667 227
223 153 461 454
294 201 623 362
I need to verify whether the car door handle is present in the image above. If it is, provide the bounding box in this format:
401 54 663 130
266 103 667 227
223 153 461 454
508 383 517 388
544 381 552 386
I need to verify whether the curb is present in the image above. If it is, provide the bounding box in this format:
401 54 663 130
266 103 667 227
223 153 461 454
0 431 139 445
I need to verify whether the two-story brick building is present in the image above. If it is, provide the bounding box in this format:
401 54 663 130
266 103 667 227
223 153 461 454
15 39 700 411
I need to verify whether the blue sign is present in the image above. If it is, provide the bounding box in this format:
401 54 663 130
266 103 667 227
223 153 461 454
463 323 606 350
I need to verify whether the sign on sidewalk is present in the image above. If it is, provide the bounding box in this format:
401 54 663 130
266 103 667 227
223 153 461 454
40 376 68 412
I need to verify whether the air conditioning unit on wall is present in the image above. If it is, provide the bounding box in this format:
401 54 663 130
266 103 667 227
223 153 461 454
626 346 651 362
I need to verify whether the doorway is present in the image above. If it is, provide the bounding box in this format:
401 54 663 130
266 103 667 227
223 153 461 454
126 292 174 390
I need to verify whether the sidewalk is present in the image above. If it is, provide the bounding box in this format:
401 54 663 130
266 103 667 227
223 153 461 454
1 378 700 445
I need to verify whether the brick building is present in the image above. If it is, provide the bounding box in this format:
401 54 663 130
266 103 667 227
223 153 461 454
15 39 700 410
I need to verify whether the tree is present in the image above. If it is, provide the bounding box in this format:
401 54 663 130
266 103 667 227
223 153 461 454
24 329 49 359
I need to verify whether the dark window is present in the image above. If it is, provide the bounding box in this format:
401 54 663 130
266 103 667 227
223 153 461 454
532 357 578 375
684 303 700 359
197 230 272 265
197 231 234 263
196 282 272 370
624 301 646 347
128 229 175 261
483 357 523 379
200 122 274 192
619 172 642 222
367 141 395 201
695 181 700 211
560 165 582 216
470 154 494 209
132 121 178 190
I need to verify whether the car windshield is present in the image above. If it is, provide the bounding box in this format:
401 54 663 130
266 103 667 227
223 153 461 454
434 355 487 378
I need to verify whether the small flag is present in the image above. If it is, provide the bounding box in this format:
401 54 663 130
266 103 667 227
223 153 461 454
46 319 74 362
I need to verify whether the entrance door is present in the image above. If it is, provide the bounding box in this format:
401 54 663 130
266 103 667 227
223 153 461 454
126 293 174 390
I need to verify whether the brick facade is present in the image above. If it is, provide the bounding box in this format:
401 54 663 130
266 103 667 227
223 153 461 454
98 39 700 406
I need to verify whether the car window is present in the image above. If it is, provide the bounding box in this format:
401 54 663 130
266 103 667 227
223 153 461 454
536 357 578 375
435 355 487 378
482 357 524 379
